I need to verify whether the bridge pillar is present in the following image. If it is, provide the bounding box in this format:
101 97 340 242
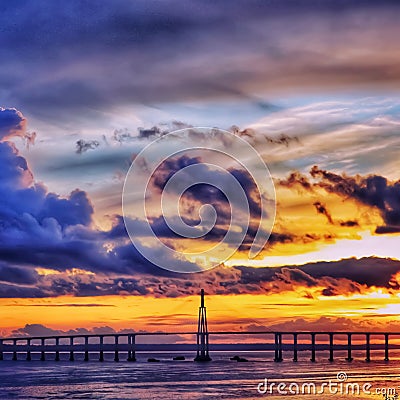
0 339 3 360
12 339 17 361
194 289 211 361
328 333 334 362
292 333 298 362
55 337 60 361
127 334 136 361
345 334 353 361
84 336 89 361
274 333 279 362
40 338 45 361
384 334 389 361
273 333 283 362
114 335 119 362
365 334 370 362
26 339 31 361
69 337 74 361
127 335 131 361
99 336 104 362
131 334 136 361
310 333 316 362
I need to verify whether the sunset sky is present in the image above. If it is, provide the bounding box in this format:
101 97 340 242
1 0 400 338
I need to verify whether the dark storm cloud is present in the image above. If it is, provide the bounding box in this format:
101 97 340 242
0 283 44 298
280 166 400 234
0 118 195 280
0 131 298 298
237 256 400 295
0 221 189 279
114 213 293 256
2 107 399 298
311 166 400 232
1 1 400 122
0 264 38 285
375 226 400 234
0 144 94 228
146 154 288 251
0 110 94 230
151 155 262 219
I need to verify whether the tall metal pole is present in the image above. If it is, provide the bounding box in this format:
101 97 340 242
194 289 211 361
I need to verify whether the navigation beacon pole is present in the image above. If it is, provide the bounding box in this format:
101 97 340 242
194 289 212 361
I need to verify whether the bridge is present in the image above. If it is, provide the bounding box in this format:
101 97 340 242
0 290 398 362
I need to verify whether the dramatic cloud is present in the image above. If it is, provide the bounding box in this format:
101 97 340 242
1 108 399 300
0 263 38 285
279 166 400 234
311 167 400 232
145 154 285 253
0 123 201 287
3 253 400 299
151 155 262 220
237 257 400 296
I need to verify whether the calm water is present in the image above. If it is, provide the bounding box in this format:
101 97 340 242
0 351 399 399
